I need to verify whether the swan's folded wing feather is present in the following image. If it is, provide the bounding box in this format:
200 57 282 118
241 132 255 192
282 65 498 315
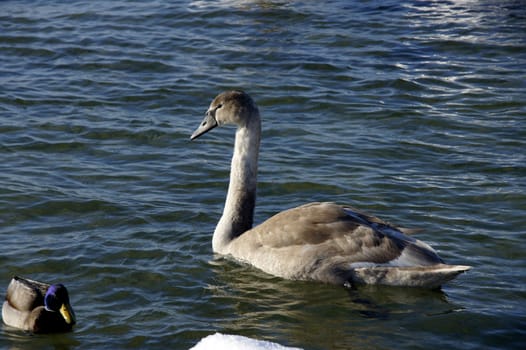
244 202 409 264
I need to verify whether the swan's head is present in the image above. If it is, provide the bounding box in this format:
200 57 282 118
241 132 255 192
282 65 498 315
191 90 259 140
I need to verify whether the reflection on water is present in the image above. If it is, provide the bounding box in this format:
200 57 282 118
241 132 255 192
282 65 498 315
206 258 462 349
1 328 80 350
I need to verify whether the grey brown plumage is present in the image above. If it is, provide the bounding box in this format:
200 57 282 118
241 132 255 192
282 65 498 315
191 91 471 288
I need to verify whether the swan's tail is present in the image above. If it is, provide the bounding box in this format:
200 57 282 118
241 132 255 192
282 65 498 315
350 264 471 289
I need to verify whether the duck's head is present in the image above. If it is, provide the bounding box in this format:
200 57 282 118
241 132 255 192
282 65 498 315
44 284 76 326
190 90 259 140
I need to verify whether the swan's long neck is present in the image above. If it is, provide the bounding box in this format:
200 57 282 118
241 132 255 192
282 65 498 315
213 113 261 253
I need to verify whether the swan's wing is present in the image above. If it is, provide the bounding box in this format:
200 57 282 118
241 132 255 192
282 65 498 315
244 202 442 266
227 202 469 286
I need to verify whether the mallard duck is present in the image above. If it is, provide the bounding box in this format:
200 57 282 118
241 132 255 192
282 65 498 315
2 276 76 333
190 90 471 288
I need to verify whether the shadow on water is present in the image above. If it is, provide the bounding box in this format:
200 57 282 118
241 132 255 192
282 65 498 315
1 325 80 350
345 283 463 319
205 258 464 350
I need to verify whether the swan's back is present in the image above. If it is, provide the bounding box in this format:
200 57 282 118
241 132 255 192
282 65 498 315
226 202 469 288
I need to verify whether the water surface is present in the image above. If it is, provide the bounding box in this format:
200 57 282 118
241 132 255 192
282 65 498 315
1 1 525 349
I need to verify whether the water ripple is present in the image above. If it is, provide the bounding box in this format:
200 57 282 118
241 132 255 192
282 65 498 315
1 1 525 349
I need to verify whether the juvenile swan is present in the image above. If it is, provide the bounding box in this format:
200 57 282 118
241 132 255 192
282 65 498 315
191 90 470 288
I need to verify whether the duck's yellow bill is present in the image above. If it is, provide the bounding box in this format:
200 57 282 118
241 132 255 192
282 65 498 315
60 303 76 325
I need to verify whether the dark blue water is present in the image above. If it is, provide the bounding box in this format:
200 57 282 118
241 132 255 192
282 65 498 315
1 1 525 349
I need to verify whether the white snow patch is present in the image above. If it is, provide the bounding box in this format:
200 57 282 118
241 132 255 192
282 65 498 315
190 333 303 350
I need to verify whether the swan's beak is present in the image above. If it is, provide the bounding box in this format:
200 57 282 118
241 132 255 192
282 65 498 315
59 301 76 325
191 113 218 140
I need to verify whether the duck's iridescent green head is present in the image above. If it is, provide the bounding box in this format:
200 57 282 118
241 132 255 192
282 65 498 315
44 284 76 325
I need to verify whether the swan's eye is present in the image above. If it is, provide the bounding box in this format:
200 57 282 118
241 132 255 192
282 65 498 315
216 104 223 109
